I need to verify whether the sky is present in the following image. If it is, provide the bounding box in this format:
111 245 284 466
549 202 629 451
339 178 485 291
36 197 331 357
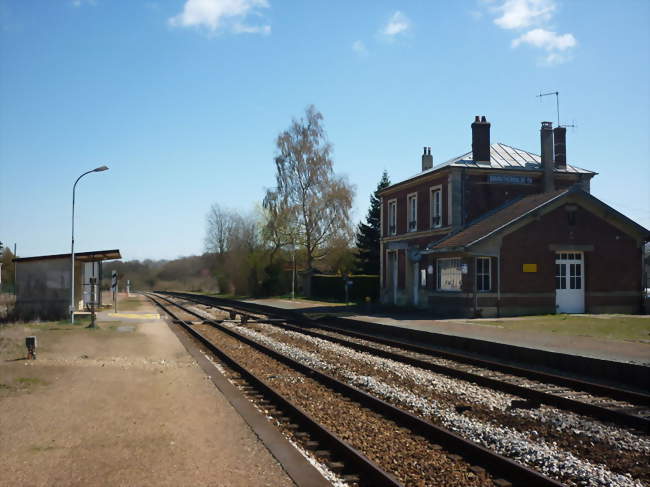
1 0 648 261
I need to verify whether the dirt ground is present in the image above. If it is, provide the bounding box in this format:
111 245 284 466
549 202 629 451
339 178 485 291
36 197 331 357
0 295 294 487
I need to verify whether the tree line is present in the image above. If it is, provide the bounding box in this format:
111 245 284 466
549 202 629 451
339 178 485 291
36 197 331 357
198 105 390 296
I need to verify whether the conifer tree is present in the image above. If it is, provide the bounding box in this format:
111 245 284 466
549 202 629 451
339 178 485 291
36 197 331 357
355 171 390 274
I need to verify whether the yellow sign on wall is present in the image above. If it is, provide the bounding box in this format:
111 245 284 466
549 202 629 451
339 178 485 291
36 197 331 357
523 264 537 273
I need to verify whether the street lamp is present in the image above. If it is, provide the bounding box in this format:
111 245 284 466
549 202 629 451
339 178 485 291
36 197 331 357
71 165 109 324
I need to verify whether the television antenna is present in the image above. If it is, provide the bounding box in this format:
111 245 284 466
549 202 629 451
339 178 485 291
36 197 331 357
536 90 576 129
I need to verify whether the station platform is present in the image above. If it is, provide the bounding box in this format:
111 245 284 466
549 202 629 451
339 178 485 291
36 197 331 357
246 298 650 366
0 295 295 487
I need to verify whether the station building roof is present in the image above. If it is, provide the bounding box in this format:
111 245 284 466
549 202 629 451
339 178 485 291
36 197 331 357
13 249 121 263
433 142 594 174
381 143 596 195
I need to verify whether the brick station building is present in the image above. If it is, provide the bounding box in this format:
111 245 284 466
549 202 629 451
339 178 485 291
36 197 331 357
379 117 649 316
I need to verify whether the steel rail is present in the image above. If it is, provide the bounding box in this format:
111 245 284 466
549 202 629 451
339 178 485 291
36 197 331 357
146 293 402 487
154 292 564 487
222 309 650 432
162 292 650 413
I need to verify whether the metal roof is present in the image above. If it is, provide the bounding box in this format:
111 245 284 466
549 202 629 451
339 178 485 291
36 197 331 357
430 142 595 174
380 142 596 195
13 249 122 263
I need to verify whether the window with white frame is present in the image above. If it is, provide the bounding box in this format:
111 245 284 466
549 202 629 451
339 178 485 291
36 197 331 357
407 193 417 232
437 258 462 291
388 200 397 235
476 257 491 291
430 187 442 228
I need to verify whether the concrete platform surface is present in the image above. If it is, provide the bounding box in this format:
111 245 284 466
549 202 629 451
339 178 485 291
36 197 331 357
247 298 650 365
0 296 295 487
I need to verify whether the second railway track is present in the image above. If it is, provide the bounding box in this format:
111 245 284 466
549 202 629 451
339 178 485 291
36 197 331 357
157 291 650 487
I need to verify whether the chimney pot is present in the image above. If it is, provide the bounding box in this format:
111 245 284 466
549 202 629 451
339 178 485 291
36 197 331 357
540 121 555 192
471 116 491 162
421 146 433 171
553 126 567 170
481 115 487 122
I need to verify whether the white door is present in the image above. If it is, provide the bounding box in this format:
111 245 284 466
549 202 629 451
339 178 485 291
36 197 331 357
389 252 398 304
555 252 585 313
412 263 419 306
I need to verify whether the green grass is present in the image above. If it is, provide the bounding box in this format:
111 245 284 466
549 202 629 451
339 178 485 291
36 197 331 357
29 445 58 453
478 315 650 342
15 377 47 386
25 317 91 330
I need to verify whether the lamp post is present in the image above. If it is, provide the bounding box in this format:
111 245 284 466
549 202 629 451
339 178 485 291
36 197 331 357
71 165 109 324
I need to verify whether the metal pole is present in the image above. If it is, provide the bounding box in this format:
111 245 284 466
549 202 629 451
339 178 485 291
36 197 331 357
13 243 17 295
71 176 78 324
70 166 109 324
291 244 296 301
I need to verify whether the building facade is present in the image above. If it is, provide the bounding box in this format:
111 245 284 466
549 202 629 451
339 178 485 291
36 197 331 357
379 117 648 316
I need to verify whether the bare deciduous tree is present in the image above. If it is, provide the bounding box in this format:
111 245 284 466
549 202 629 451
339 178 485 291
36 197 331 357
265 105 354 270
205 203 236 255
262 189 295 263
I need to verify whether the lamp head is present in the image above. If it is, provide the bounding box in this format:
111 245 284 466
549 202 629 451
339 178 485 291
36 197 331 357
93 165 109 172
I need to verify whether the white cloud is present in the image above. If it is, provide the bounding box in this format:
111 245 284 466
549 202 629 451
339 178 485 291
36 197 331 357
494 0 555 29
71 0 96 7
540 51 572 66
382 11 410 37
169 0 270 35
512 28 576 50
232 23 271 35
352 40 368 56
484 0 576 65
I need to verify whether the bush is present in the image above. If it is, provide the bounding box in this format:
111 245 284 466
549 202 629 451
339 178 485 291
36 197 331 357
311 274 379 302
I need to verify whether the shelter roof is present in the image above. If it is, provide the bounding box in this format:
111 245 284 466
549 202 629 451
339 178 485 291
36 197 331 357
13 249 121 263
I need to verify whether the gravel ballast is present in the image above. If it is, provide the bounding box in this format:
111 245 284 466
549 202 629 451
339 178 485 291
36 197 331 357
219 318 648 487
193 322 495 487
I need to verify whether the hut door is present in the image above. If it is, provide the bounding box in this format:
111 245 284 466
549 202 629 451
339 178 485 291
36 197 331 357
555 252 585 313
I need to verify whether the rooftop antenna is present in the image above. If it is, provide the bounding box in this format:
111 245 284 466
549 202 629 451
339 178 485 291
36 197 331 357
537 90 576 130
537 90 560 126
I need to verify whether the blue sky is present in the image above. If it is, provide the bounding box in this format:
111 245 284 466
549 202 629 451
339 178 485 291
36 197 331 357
1 0 648 261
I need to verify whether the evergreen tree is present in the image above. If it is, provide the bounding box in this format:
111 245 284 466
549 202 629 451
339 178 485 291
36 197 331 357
355 171 390 274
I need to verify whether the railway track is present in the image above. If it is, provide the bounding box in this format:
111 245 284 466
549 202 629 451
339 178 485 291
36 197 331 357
161 291 650 434
148 292 566 487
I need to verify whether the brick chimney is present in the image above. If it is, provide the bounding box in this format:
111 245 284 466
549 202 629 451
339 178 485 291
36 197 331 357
421 147 433 171
553 126 567 170
471 115 490 163
540 121 555 192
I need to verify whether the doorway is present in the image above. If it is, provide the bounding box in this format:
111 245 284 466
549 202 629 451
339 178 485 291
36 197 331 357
555 252 585 313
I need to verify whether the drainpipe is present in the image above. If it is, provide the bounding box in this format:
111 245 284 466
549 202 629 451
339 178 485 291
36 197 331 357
642 244 648 314
473 257 478 317
497 255 501 317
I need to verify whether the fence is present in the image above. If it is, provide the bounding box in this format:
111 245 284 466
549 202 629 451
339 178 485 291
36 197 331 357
310 274 379 302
